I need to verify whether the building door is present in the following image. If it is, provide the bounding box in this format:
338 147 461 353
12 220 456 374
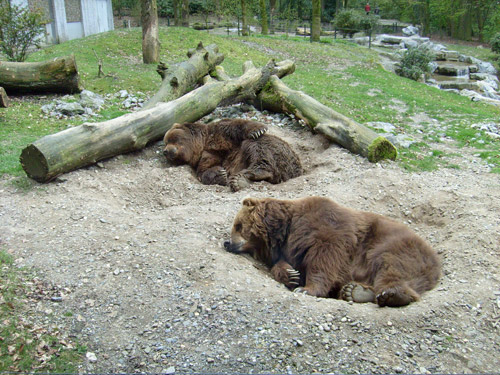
95 0 110 33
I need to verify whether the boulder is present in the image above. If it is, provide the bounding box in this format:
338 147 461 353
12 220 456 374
434 64 470 77
80 90 105 110
402 26 419 36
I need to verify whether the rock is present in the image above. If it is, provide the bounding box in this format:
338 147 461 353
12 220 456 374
477 61 497 75
366 121 396 133
434 63 469 77
80 90 105 110
59 102 85 116
402 26 419 36
86 352 98 362
385 134 416 148
165 366 175 374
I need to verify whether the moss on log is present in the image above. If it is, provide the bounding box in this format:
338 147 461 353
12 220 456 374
255 76 397 162
0 55 82 94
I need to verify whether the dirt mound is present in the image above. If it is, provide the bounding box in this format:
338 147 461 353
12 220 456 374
1 107 499 373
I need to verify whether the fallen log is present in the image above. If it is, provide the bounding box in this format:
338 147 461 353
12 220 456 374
0 87 9 107
253 76 397 162
20 59 295 182
142 42 224 109
0 55 82 94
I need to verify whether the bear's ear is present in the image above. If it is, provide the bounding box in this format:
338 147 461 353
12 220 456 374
242 197 260 208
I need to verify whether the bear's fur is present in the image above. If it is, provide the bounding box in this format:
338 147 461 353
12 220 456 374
224 196 441 307
163 119 303 191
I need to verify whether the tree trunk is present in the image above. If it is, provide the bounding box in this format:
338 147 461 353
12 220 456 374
241 0 249 36
141 0 160 64
181 0 190 27
0 55 82 94
311 0 321 42
253 76 397 162
0 87 9 107
143 42 224 109
20 60 296 182
173 0 180 26
260 0 268 35
269 0 276 34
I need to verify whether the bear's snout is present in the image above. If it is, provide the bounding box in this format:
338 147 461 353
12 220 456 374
163 146 178 160
224 239 243 253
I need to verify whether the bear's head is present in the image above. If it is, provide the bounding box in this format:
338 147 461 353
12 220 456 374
224 197 289 266
163 122 206 167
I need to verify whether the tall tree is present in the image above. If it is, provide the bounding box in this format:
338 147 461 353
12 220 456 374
260 0 269 34
141 0 160 64
311 0 321 42
181 0 190 26
241 0 249 36
269 0 276 33
173 0 181 26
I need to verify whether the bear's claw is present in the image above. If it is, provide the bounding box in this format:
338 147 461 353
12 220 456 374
287 268 300 286
249 128 268 140
376 288 416 307
229 175 251 192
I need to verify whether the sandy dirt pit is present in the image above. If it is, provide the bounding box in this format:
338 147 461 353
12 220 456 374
1 106 499 373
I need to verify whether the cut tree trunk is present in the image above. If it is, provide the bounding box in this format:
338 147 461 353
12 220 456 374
141 0 160 64
0 87 9 108
143 42 224 109
254 76 397 162
20 59 295 182
0 55 82 94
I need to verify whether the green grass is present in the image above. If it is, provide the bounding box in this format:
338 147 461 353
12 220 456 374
0 250 85 371
1 26 500 177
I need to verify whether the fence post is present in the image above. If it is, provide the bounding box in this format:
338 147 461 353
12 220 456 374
369 29 372 48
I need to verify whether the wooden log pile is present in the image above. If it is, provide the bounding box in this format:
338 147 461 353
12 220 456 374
19 43 397 182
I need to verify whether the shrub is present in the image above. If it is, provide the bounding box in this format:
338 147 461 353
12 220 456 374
396 45 435 81
0 3 47 62
333 10 378 37
358 13 379 32
491 33 500 55
333 9 360 37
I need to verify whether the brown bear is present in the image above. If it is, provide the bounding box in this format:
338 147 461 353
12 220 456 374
163 119 303 191
224 197 441 307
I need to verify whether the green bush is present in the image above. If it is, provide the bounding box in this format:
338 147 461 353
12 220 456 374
333 9 378 37
396 45 435 81
491 33 500 55
0 3 47 62
333 9 360 37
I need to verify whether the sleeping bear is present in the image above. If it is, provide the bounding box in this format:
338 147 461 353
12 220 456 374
224 196 441 307
163 119 303 191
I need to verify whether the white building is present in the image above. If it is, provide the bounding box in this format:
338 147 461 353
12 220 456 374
10 0 114 44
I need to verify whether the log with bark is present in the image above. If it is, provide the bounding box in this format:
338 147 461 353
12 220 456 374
0 55 82 95
253 75 397 162
20 59 295 182
142 42 224 109
0 87 9 108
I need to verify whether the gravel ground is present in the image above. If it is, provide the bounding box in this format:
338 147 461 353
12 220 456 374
1 105 499 373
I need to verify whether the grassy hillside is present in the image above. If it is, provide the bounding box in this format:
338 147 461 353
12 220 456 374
1 27 499 179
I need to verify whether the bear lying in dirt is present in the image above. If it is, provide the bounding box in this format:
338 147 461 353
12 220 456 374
163 119 303 191
224 197 441 307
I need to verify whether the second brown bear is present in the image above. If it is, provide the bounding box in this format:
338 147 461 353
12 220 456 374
163 119 303 191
